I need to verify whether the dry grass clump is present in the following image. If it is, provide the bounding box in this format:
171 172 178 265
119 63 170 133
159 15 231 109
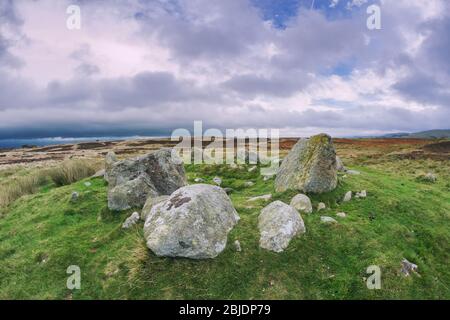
46 160 97 187
0 172 48 208
0 160 99 208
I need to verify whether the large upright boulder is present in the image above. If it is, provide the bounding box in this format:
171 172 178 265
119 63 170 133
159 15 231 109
106 148 187 211
143 184 240 259
275 134 337 193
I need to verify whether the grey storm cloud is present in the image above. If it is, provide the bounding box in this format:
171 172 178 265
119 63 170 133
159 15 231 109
0 0 449 139
393 8 450 108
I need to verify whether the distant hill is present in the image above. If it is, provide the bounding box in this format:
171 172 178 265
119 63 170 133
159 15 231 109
381 129 450 139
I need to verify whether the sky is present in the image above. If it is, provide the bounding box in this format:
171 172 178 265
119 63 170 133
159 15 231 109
0 0 449 139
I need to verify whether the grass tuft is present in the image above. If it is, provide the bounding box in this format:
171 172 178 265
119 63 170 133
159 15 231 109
47 160 97 187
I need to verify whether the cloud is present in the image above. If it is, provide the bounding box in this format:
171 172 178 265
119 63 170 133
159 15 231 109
0 0 448 139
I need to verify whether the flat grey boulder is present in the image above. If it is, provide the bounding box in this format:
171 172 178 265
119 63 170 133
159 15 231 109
290 194 313 214
144 184 240 259
258 201 306 253
106 148 187 211
275 134 337 194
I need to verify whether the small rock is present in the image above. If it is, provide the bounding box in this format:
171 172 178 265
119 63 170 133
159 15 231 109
248 194 272 202
122 212 140 229
244 181 254 187
248 166 257 173
336 156 346 172
229 163 238 169
194 178 204 183
401 259 418 276
290 194 313 214
258 201 306 252
91 169 105 178
70 192 79 202
321 216 338 224
317 202 326 211
417 172 437 183
263 175 274 181
84 181 92 187
355 190 367 198
343 191 352 202
234 240 242 252
213 176 222 186
346 170 361 175
336 212 346 218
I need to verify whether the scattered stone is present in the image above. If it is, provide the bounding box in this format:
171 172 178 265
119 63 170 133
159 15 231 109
244 181 254 187
336 212 347 218
417 172 437 183
106 149 187 211
213 176 222 186
248 194 272 202
248 166 257 173
84 181 92 187
317 202 326 211
122 212 140 229
70 192 79 203
290 194 313 214
355 190 367 198
321 216 338 224
234 240 242 252
258 201 306 253
336 156 346 172
194 178 204 183
275 134 338 194
144 184 240 259
401 259 418 276
141 195 170 221
263 175 274 181
343 191 352 202
91 169 105 178
346 170 361 175
229 163 238 169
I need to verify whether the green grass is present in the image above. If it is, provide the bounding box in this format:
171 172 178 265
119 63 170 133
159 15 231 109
0 162 449 299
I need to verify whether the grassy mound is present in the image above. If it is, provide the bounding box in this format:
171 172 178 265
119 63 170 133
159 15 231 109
0 162 449 299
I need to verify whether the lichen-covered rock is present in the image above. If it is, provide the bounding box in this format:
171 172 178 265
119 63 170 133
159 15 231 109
258 201 306 253
104 151 117 181
275 134 338 193
141 195 170 221
143 184 240 259
290 194 313 214
108 174 159 211
106 149 187 211
336 156 346 172
317 202 326 211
